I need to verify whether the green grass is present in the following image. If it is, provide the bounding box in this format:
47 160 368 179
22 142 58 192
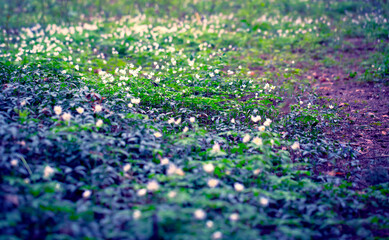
0 0 388 239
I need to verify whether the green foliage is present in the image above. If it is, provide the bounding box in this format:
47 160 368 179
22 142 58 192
0 0 388 239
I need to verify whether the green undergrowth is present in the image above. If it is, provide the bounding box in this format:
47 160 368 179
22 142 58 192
1 0 388 239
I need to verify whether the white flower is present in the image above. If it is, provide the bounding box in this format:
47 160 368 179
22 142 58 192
133 210 141 219
168 118 175 124
96 119 103 127
242 134 250 143
299 101 303 105
211 143 221 154
11 159 19 166
206 220 214 228
229 213 239 221
43 165 55 179
207 178 219 188
167 164 177 175
76 107 84 114
161 158 170 165
189 117 195 123
291 142 300 150
123 164 131 172
183 126 189 133
82 190 91 199
54 106 62 115
263 118 272 127
252 137 263 146
251 115 261 122
253 169 261 175
168 191 177 198
20 100 26 106
154 132 162 138
234 183 245 192
203 163 215 173
131 98 141 104
212 231 222 239
329 105 334 109
194 209 206 220
147 180 159 191
231 118 236 123
128 103 133 108
174 118 181 125
258 125 266 131
62 112 72 121
137 189 147 196
260 197 269 206
94 104 102 113
75 65 79 71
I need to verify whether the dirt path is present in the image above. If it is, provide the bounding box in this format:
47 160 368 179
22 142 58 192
312 39 389 188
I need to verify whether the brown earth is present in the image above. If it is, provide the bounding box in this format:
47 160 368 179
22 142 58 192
311 38 389 188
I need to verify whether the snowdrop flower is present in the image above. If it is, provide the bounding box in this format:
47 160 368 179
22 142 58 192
203 163 215 173
123 164 131 172
291 142 300 150
62 112 72 121
211 143 221 154
263 118 272 127
133 210 141 219
242 134 250 143
154 132 162 138
161 158 169 165
94 104 102 113
206 220 214 228
11 159 19 166
207 178 219 188
96 119 103 127
168 191 177 198
76 107 84 114
260 197 269 206
234 183 245 192
147 181 159 192
252 137 263 146
251 115 261 122
229 213 239 221
194 209 206 220
54 106 62 115
175 118 181 125
253 169 261 175
131 98 141 104
167 164 177 175
43 165 55 179
82 190 91 199
137 189 147 196
189 117 195 123
212 231 222 239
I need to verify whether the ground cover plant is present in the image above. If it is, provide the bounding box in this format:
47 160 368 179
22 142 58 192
1 0 388 239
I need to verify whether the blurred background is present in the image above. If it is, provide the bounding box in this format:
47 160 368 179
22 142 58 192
1 0 389 29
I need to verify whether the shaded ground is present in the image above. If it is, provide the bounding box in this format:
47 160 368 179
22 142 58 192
312 38 389 188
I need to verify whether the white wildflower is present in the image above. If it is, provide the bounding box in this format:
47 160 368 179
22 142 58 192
234 183 245 192
54 106 62 115
194 209 206 220
203 163 215 173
